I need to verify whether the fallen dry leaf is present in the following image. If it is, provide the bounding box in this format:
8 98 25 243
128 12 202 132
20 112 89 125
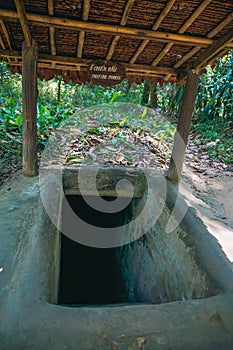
115 154 124 162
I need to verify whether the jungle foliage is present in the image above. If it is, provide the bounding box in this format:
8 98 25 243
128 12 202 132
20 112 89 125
158 51 233 163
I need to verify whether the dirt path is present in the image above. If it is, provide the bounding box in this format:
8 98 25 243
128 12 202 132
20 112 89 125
206 174 233 227
182 164 233 229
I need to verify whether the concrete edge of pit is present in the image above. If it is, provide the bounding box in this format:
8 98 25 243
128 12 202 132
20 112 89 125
0 173 233 349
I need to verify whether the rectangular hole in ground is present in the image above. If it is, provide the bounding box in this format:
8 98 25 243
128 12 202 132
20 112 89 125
58 194 217 306
58 195 137 305
58 236 128 305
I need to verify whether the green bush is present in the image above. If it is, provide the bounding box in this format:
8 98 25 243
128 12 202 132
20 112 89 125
157 51 233 163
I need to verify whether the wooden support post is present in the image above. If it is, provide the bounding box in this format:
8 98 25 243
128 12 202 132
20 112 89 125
167 69 200 183
22 40 38 176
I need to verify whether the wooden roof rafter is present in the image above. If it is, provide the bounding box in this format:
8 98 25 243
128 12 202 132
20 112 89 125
48 0 56 68
174 11 233 70
49 27 56 55
0 18 17 63
107 0 136 61
0 9 226 48
0 32 5 49
0 19 12 49
208 12 233 39
192 27 233 69
130 0 176 64
0 20 13 64
173 46 201 70
47 0 53 15
178 26 233 81
0 49 177 76
77 0 90 58
13 0 31 47
153 0 213 81
48 1 56 54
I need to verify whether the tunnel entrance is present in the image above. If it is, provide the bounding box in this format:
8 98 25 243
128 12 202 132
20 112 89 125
58 195 135 305
58 191 216 307
58 236 127 305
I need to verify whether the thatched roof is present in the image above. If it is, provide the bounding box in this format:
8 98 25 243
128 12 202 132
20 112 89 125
0 0 232 84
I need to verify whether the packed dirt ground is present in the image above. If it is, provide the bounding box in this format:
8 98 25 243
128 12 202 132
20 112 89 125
182 164 233 229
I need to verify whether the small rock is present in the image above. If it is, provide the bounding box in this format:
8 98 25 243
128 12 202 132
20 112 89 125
8 206 18 211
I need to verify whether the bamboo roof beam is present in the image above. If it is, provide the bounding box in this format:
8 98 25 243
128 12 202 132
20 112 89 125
0 50 28 59
0 21 18 65
208 12 233 38
174 11 233 70
14 0 31 47
48 0 54 16
178 27 233 82
106 36 120 60
174 46 202 69
77 31 85 58
26 19 212 46
152 0 212 68
77 0 90 58
126 63 176 75
40 54 90 66
0 21 13 63
119 0 136 26
107 0 136 60
178 0 213 34
0 49 177 76
126 72 164 78
48 0 56 67
7 62 85 70
7 60 174 77
0 50 90 65
49 27 56 55
130 0 176 64
0 9 216 47
152 42 173 66
0 19 17 63
192 27 233 69
164 46 201 81
0 33 5 49
0 20 12 49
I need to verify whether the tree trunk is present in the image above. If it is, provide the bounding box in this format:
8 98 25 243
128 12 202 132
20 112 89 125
141 80 151 105
57 76 62 102
150 82 158 108
22 40 38 176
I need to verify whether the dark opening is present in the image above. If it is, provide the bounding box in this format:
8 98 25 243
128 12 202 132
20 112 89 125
58 195 135 305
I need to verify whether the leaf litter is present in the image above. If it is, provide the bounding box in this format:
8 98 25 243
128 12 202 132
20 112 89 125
41 103 232 175
41 103 175 172
1 103 231 188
